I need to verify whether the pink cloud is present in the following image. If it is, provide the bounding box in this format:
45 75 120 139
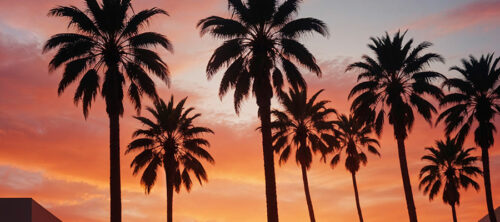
406 0 500 36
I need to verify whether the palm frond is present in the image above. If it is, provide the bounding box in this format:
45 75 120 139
48 6 99 34
281 38 321 74
122 8 168 37
73 69 100 118
129 32 173 52
280 18 328 38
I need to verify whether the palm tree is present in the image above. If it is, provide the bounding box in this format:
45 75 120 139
127 96 214 222
437 54 500 222
271 87 336 222
43 1 171 221
330 114 380 222
197 1 328 220
348 31 445 222
419 137 482 222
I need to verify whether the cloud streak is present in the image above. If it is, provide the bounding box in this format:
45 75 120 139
406 0 500 37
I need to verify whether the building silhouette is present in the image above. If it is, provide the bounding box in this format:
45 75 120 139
479 207 500 222
0 198 61 222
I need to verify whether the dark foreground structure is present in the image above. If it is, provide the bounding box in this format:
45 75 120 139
480 207 500 222
0 198 61 222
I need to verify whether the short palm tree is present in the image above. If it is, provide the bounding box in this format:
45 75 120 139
271 87 336 222
348 31 445 222
419 137 482 222
197 1 328 220
43 1 171 221
330 114 380 222
437 54 500 222
127 96 214 222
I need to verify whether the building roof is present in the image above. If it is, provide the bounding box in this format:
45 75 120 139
479 207 500 222
0 198 61 222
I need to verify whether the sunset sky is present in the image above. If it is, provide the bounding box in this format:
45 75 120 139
0 0 500 221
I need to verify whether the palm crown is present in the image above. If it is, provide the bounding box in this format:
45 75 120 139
330 114 380 173
348 31 444 139
271 87 336 168
437 54 500 222
419 137 481 205
438 54 500 147
348 31 445 222
44 0 172 116
197 0 328 112
127 97 215 193
329 114 380 222
271 87 335 222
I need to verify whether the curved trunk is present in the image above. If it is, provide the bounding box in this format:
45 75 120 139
164 165 174 222
258 95 279 222
109 112 122 222
481 146 497 222
396 137 418 222
451 203 458 222
351 172 364 222
300 164 316 222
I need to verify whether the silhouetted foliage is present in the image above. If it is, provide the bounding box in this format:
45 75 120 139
198 1 327 220
438 54 500 222
271 87 336 222
419 137 481 222
127 96 214 222
45 0 171 117
330 114 380 222
348 30 444 222
43 1 171 221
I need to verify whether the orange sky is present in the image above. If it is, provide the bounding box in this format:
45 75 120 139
0 0 499 221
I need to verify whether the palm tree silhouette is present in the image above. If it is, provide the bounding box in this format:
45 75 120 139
419 137 482 222
197 1 328 220
43 1 171 221
271 87 336 222
347 31 445 222
127 96 214 222
437 54 500 222
330 114 380 222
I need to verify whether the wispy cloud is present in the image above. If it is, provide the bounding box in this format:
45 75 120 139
406 0 500 37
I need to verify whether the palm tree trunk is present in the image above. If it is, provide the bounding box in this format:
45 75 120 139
396 138 418 222
109 111 122 222
351 172 364 222
164 165 174 222
481 146 497 222
451 203 458 222
300 164 316 222
258 95 279 222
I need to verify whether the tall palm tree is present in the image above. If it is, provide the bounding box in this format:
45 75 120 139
127 96 214 222
43 1 172 221
348 31 445 222
419 137 482 222
330 114 380 222
271 87 336 222
197 1 328 220
437 54 500 222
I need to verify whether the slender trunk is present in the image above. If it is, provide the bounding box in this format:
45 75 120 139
109 112 122 222
301 164 316 222
351 172 364 222
481 146 497 222
105 58 123 222
396 138 418 222
451 203 458 222
164 165 174 222
258 96 279 222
